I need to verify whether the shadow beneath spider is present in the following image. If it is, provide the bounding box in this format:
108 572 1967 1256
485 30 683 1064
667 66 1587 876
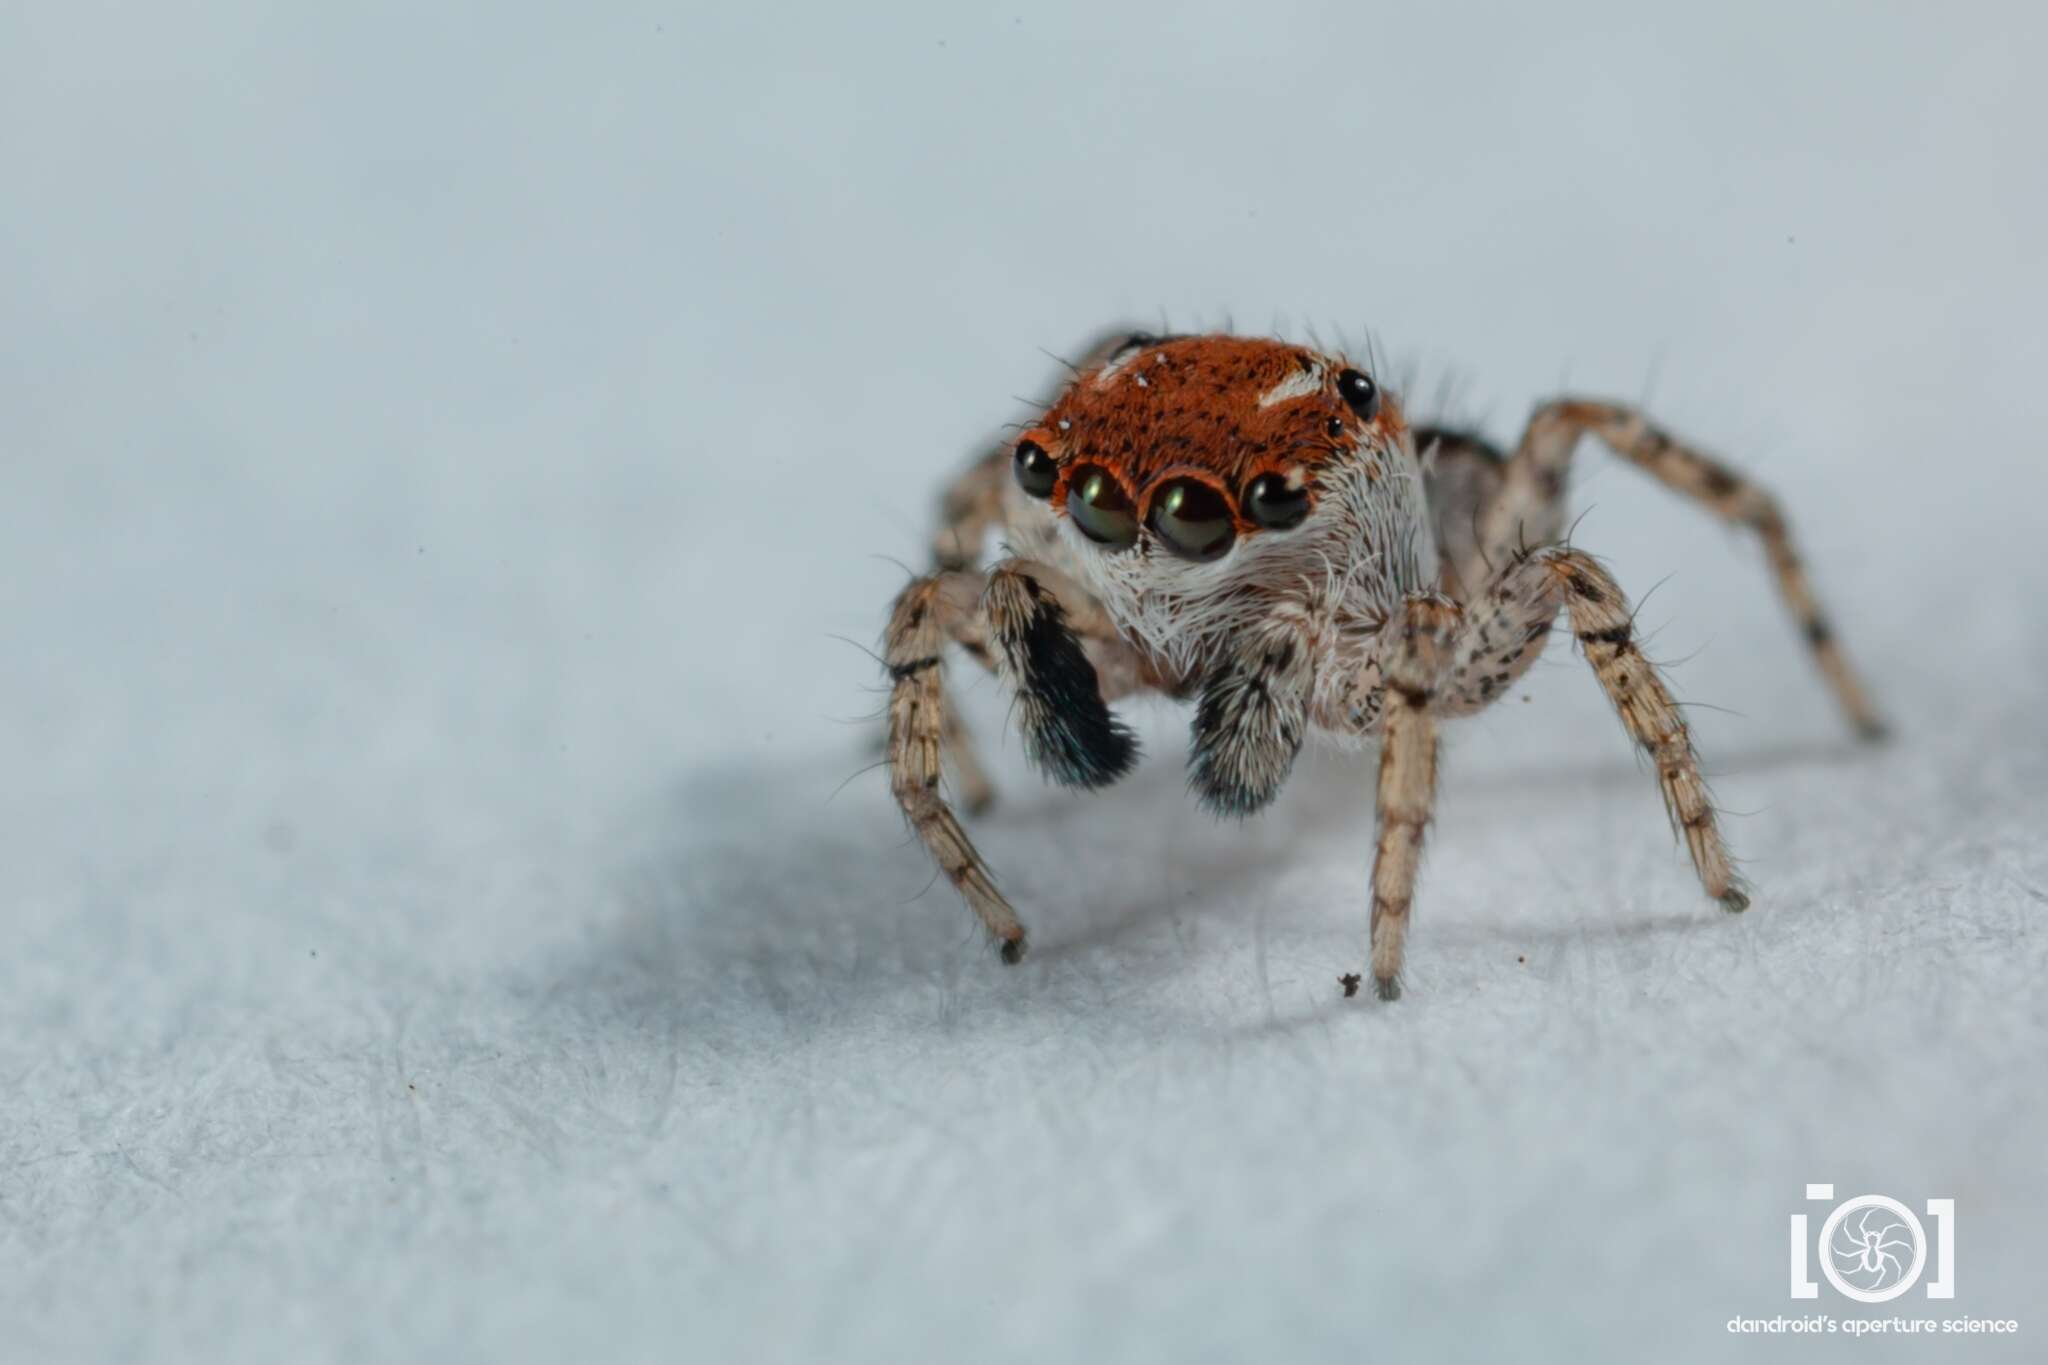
558 726 1884 1053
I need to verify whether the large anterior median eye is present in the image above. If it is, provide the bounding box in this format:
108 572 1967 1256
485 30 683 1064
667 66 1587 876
1066 465 1138 548
1244 473 1311 530
1014 440 1056 498
1147 478 1236 562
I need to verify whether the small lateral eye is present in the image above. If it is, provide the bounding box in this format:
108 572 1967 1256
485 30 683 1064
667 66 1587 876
1147 478 1236 562
1014 440 1056 498
1338 368 1379 421
1325 416 1345 439
1244 473 1311 530
1066 464 1138 548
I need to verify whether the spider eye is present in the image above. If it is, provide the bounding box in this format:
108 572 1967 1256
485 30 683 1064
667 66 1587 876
1337 368 1379 421
1244 474 1311 530
1014 440 1056 498
1325 416 1345 439
1066 465 1138 549
1146 478 1236 562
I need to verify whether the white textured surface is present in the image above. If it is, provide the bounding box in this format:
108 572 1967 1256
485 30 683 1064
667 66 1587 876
5 4 2045 1362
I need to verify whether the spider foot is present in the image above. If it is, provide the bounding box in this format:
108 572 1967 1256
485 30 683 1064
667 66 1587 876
1719 888 1752 913
998 931 1028 965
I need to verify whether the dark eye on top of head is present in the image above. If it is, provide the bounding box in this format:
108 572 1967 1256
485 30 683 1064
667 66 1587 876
1014 440 1056 498
1147 478 1235 562
1243 473 1311 530
1337 368 1379 421
1067 464 1138 549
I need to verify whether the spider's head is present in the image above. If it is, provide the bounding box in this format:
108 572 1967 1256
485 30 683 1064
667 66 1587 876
1005 333 1424 667
1011 332 1404 562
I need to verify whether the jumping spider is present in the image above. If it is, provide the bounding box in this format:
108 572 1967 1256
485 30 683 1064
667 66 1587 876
881 330 1883 1000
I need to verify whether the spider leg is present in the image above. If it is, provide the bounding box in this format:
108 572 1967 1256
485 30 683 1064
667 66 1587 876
1471 398 1885 739
1362 595 1461 1000
1437 545 1748 909
938 702 996 817
886 570 1002 813
883 559 1150 962
885 572 1026 960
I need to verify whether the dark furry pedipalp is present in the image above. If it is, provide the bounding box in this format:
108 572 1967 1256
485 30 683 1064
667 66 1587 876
995 576 1138 790
1186 643 1306 818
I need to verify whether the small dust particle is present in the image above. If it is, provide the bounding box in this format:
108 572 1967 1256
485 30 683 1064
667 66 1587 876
1517 953 1527 965
1339 972 1362 998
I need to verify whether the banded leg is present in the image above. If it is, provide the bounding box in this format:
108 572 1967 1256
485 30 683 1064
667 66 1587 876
1475 399 1885 738
1364 596 1460 1001
885 574 1025 960
939 703 995 816
1440 547 1748 910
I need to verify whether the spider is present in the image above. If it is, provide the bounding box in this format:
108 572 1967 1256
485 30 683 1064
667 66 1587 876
1832 1209 1915 1289
879 330 1883 1000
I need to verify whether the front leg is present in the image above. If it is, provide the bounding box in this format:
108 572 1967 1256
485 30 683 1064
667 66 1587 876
1363 596 1460 1000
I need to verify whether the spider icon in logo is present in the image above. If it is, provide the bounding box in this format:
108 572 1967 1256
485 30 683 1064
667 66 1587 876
1820 1196 1927 1303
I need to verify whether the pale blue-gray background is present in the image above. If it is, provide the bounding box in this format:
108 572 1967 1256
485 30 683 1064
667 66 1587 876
4 3 2044 1361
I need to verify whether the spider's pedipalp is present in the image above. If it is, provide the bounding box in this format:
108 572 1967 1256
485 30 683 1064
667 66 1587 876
985 562 1139 790
1186 624 1312 818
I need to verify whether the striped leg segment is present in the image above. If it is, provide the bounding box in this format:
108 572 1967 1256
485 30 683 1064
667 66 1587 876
1366 596 1460 1001
1476 399 1885 739
884 573 1027 961
1356 549 1749 1000
1545 549 1748 910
